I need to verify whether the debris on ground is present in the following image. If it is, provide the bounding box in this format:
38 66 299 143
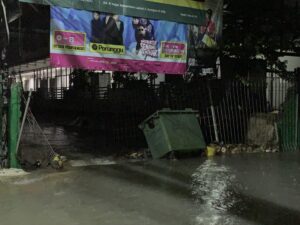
50 154 67 169
125 151 145 159
197 112 280 157
207 143 279 156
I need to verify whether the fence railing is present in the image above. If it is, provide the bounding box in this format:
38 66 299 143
31 76 298 150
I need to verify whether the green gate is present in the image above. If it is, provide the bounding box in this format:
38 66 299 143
277 85 300 152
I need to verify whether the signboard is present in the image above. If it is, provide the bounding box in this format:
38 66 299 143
50 6 188 74
21 0 222 25
187 0 223 68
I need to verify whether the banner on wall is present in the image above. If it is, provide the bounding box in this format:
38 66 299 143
50 6 188 74
21 0 222 26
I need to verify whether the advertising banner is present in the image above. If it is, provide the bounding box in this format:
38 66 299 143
50 6 188 74
187 0 223 68
21 0 222 25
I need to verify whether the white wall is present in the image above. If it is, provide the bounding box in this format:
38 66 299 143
279 56 300 72
266 56 300 110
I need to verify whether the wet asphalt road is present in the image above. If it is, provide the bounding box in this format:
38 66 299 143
1 153 300 225
1 125 300 225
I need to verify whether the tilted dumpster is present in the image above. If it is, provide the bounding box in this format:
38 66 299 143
139 109 206 158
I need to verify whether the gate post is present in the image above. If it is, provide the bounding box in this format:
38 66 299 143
8 83 22 168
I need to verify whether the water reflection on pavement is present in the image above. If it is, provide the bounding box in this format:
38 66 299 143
191 154 300 225
1 124 300 225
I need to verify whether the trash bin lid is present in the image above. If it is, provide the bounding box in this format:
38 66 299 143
139 108 199 130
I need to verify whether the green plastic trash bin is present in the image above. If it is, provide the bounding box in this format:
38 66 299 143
139 108 206 159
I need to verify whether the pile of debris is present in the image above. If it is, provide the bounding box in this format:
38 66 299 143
206 112 280 156
208 143 279 156
124 150 147 160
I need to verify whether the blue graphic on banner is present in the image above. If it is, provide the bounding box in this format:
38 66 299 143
51 6 187 54
50 6 189 74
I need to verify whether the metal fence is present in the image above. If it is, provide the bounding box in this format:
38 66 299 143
30 74 299 151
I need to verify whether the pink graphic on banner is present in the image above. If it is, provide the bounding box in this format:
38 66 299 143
161 42 186 55
54 31 85 47
50 53 186 74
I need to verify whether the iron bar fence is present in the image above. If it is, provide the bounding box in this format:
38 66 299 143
27 71 298 151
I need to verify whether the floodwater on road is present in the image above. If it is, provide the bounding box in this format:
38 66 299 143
1 125 300 225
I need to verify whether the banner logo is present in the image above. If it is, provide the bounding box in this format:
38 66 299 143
90 43 125 54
